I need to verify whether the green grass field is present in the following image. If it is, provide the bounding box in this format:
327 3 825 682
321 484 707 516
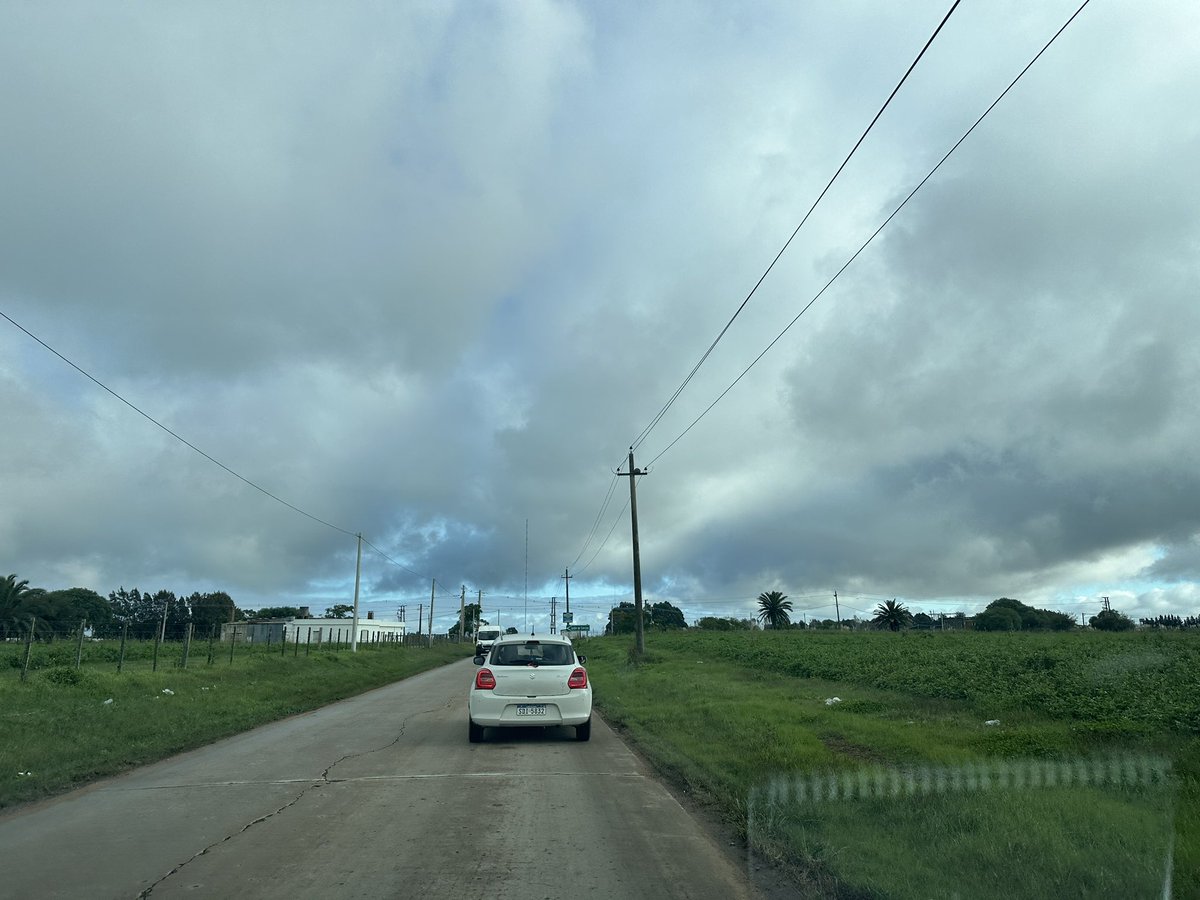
583 629 1197 899
0 638 471 810
5 628 1196 897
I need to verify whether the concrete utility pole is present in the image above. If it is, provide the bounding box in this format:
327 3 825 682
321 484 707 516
562 569 572 627
618 448 646 655
428 580 435 648
834 590 841 628
458 585 466 643
477 590 483 634
550 597 557 634
351 533 362 652
525 519 529 632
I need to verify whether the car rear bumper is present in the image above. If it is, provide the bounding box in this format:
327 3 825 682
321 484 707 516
469 690 592 727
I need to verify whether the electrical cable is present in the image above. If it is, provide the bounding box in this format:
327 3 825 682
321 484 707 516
569 473 621 569
574 491 633 576
628 0 963 456
644 0 1092 469
1 308 358 538
2 309 451 591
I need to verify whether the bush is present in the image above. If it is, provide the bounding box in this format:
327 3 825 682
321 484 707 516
43 666 85 685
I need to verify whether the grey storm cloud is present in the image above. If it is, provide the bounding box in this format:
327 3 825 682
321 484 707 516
2 0 1198 627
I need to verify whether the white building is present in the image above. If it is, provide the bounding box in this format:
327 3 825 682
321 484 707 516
222 613 406 645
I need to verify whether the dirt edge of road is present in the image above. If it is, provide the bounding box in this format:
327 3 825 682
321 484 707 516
595 710 808 900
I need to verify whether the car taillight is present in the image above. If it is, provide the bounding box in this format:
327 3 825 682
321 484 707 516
475 668 496 690
567 667 588 689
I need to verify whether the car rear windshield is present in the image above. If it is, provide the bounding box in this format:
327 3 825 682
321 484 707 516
492 641 573 666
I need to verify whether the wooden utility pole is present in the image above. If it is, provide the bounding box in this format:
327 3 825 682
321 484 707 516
458 585 466 643
834 590 841 628
618 449 646 655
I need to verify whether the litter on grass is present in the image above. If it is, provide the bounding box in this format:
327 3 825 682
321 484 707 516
825 697 842 706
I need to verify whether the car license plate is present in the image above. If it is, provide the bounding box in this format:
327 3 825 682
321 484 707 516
516 704 547 717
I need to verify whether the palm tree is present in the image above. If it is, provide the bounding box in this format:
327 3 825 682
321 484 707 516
871 599 913 632
1 574 37 639
757 591 793 629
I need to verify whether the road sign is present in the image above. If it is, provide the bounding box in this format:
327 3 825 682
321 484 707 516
564 624 589 633
562 611 574 624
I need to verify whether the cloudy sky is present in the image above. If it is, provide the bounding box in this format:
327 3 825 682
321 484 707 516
3 0 1198 633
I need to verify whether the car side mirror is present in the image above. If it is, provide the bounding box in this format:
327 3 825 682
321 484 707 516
473 655 485 665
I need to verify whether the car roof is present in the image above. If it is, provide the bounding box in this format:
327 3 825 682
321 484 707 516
493 632 571 645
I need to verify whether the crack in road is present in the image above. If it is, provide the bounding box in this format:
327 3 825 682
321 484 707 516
136 700 450 898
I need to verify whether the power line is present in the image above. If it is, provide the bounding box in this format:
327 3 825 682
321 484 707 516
360 536 432 581
645 0 1093 468
573 490 633 577
569 472 621 569
2 309 454 593
628 0 963 455
1 308 357 538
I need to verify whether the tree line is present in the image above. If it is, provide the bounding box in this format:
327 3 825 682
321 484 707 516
602 591 1172 635
1 574 243 640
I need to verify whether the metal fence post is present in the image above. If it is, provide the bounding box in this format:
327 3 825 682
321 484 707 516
229 625 237 665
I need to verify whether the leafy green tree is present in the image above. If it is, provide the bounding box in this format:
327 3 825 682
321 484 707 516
447 603 485 638
325 603 353 619
974 607 1021 631
695 616 752 630
187 592 236 635
870 599 913 632
1090 609 1135 631
34 588 113 635
649 601 687 630
606 602 649 635
109 587 157 634
757 591 793 629
977 598 1074 631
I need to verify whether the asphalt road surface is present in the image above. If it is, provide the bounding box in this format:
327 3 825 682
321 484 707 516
0 658 761 899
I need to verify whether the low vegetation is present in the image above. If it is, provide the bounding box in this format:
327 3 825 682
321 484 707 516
584 629 1198 899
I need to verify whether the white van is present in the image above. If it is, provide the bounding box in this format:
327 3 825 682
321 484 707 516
475 626 503 657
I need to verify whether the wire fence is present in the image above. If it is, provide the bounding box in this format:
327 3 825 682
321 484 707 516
3 617 459 681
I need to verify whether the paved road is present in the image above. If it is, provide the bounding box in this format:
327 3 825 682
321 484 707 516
0 659 759 899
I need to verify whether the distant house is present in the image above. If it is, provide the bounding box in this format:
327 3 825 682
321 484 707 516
221 611 406 645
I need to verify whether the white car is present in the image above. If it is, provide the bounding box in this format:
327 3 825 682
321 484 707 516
468 633 592 743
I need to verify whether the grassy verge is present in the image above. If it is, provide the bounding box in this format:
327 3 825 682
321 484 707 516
584 631 1195 899
1 640 470 810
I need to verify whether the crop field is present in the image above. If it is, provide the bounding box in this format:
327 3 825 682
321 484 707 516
583 629 1198 899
